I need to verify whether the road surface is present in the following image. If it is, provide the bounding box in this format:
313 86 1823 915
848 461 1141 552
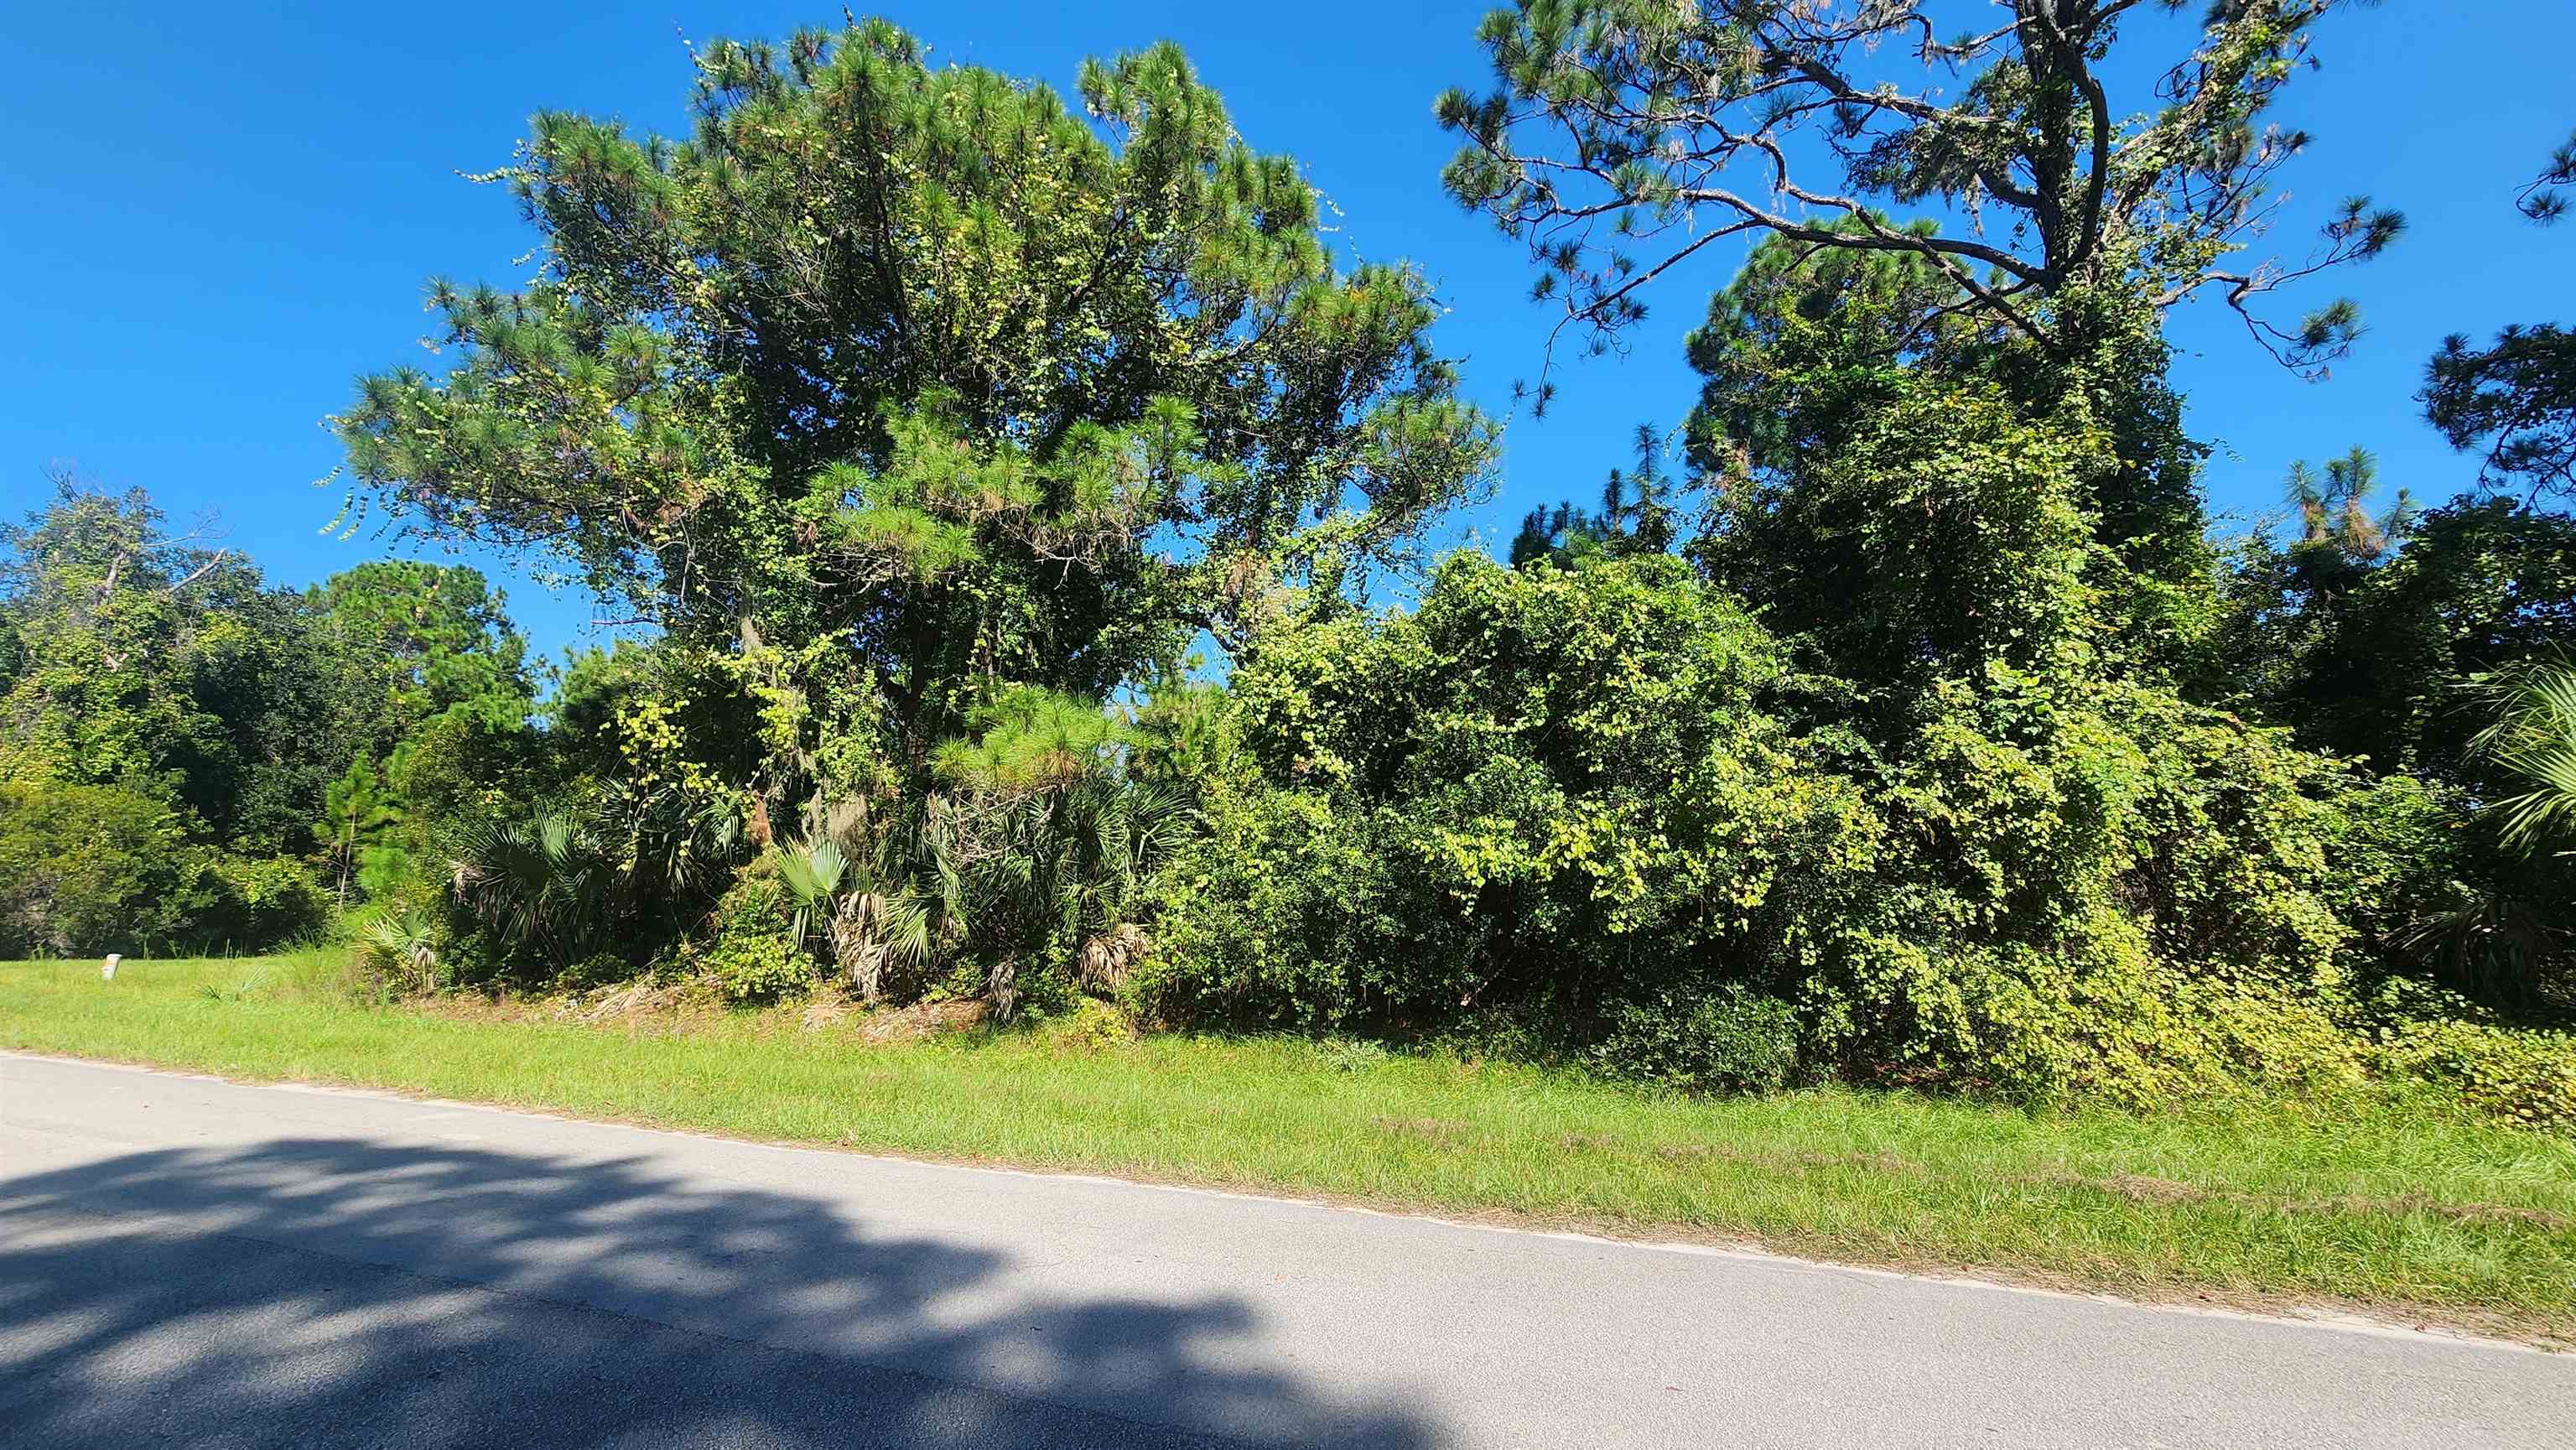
3 1051 2569 1447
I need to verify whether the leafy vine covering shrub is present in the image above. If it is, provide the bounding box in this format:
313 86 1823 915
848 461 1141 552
1151 553 2438 1107
699 861 814 1004
200 856 332 951
2371 1017 2576 1132
2354 980 2576 1132
1140 785 1405 1030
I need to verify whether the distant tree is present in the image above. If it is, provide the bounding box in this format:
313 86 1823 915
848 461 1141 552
2424 325 2576 502
2211 497 2576 784
0 477 310 852
318 756 401 906
2285 449 2412 559
1508 424 1678 569
2201 448 2416 740
1506 500 1593 570
309 560 531 741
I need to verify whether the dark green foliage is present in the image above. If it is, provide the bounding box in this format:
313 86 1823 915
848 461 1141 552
441 793 749 986
1144 785 1405 1030
2199 494 2576 1011
2517 127 2576 225
198 855 333 953
918 691 1196 1016
1683 232 2213 683
309 561 529 734
444 812 616 980
2215 499 2576 783
1595 983 1800 1096
2189 124 2576 1017
0 481 538 955
699 860 815 1004
0 777 321 957
2423 325 2576 502
1157 551 2392 1103
1182 551 1821 1037
0 782 200 958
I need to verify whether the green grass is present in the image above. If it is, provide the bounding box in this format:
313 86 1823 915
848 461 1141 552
8 954 2576 1342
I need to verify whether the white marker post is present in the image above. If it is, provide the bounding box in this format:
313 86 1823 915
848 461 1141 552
101 953 120 980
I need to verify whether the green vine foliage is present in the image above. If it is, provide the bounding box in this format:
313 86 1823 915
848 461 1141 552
1149 549 2416 1104
1145 216 2554 1109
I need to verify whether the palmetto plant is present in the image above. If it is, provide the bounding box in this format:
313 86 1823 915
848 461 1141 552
617 784 747 902
911 685 1199 1015
449 810 614 970
773 832 939 1004
773 836 849 949
2412 660 2576 1010
356 910 443 996
953 774 1192 1016
2470 661 2576 854
449 787 753 977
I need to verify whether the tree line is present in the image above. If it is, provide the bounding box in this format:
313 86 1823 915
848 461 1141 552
6 6 2573 1125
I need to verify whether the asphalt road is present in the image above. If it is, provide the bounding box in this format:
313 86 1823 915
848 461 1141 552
3 1052 2570 1448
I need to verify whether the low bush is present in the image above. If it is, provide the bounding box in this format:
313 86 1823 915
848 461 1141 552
1595 981 1801 1095
698 862 814 1004
200 856 332 951
351 907 446 999
2358 981 2576 1133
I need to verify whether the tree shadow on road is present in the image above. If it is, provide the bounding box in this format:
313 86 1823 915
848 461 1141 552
0 1137 1443 1448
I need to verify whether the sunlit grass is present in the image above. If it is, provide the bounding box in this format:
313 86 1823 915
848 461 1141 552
6 954 2573 1341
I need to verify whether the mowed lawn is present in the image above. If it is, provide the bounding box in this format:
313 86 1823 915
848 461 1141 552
7 954 2575 1343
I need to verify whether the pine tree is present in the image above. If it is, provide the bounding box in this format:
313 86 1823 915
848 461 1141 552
2423 129 2576 500
340 21 1496 782
1440 1 2400 388
1507 424 1678 569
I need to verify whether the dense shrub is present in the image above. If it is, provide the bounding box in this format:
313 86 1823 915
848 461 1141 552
1202 553 1862 1016
1140 786 1407 1029
1160 553 2422 1107
0 781 200 957
1788 673 2393 1104
1595 982 1800 1094
699 860 814 1003
200 855 332 951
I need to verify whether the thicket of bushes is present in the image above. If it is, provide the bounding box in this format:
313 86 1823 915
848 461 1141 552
8 14 2575 1132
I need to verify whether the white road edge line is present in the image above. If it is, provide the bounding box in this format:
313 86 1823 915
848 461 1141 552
3 1047 2558 1357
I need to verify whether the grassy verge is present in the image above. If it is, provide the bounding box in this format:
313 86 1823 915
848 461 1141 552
7 954 2575 1343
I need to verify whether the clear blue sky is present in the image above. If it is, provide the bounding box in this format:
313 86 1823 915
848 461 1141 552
4 3 2568 663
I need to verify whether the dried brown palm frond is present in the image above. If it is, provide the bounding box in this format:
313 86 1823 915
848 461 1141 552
1078 922 1150 993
